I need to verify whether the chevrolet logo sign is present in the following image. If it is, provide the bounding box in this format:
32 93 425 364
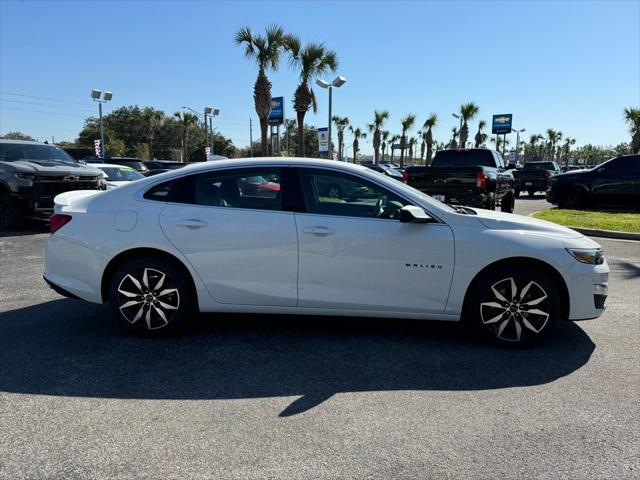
62 175 80 181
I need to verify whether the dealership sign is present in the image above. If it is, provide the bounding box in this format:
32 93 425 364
268 96 284 125
492 114 513 135
318 127 329 154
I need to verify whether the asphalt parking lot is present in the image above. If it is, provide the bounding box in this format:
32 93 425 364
1 198 638 479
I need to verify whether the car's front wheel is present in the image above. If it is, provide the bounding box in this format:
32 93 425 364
108 257 195 335
467 266 559 346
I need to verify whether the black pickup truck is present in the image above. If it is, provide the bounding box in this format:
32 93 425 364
403 149 515 212
513 161 561 196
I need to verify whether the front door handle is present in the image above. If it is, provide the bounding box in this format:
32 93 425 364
176 219 208 229
302 226 335 237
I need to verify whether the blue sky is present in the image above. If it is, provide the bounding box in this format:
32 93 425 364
1 0 638 154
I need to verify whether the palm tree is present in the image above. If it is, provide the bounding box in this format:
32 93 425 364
398 114 416 168
422 113 437 165
389 134 400 162
561 137 576 167
367 110 390 164
624 107 640 153
527 133 544 162
332 116 350 161
474 120 487 148
546 128 562 160
448 127 459 149
380 130 390 162
173 111 199 162
419 131 426 163
286 36 338 156
235 25 287 156
349 126 366 162
458 102 480 148
143 107 164 160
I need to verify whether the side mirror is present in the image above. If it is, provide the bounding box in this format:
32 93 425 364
399 205 433 223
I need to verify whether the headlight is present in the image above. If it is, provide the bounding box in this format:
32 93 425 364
567 248 604 265
15 172 37 180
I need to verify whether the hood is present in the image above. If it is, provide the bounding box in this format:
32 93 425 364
473 209 584 239
4 160 101 176
105 180 130 189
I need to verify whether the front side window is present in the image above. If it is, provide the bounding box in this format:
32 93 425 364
600 156 636 175
299 169 409 219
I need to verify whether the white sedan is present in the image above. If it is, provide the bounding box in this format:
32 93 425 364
44 158 609 345
88 163 146 189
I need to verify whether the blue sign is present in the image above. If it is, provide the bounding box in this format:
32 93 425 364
318 127 329 154
268 96 284 125
492 114 513 135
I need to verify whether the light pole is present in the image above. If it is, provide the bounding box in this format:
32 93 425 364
204 106 220 152
316 75 346 159
91 89 113 158
512 128 526 164
451 113 462 147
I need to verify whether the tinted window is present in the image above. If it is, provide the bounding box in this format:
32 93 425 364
600 156 639 175
299 169 409 219
100 167 145 181
431 150 498 167
193 168 282 210
523 162 556 171
0 142 77 164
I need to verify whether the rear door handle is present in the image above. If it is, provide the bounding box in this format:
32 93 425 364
176 219 208 229
302 226 335 237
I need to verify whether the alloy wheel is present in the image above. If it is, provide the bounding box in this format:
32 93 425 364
117 268 180 330
479 277 550 342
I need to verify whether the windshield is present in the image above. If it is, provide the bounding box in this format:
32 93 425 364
99 166 145 181
0 143 77 164
431 150 497 167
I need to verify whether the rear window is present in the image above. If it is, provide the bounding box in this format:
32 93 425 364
523 162 555 171
431 150 497 168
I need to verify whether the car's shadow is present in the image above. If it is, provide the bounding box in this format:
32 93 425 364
0 299 595 417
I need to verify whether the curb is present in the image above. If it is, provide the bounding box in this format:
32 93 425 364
528 211 640 241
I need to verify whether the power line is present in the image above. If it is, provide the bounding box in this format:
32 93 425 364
0 91 92 107
0 106 91 118
0 98 96 113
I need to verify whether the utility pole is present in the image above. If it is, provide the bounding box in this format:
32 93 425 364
249 118 253 157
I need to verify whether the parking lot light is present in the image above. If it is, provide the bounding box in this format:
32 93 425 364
316 75 347 158
90 89 113 158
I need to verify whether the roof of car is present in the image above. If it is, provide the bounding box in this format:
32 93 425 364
170 157 375 175
0 139 52 145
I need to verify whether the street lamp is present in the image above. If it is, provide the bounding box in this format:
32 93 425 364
451 113 463 147
316 75 347 158
203 106 220 152
512 128 526 164
91 89 113 158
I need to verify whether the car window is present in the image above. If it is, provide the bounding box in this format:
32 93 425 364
100 167 145 181
299 168 409 219
600 157 632 175
193 169 282 210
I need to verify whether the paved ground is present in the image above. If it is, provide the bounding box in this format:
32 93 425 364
1 200 638 479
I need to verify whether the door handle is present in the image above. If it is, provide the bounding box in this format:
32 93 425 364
302 226 335 237
176 219 208 229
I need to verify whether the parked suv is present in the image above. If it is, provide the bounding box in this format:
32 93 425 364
0 140 105 230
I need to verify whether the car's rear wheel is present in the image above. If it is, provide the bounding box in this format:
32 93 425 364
514 188 521 198
467 266 559 346
557 189 586 209
108 257 195 336
484 192 496 210
500 191 515 213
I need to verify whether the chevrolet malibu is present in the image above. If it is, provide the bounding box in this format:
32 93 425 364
43 158 609 345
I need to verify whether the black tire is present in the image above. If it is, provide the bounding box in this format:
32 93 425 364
0 192 24 232
466 266 559 347
500 191 515 213
528 189 536 197
557 189 586 209
514 188 521 198
108 257 195 336
484 193 496 210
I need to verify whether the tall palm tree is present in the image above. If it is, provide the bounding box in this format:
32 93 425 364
624 107 640 153
235 25 287 156
398 114 416 168
561 137 576 167
349 126 366 162
422 113 437 165
286 36 338 156
546 128 562 161
332 116 350 161
448 127 459 148
419 131 426 163
474 120 487 148
458 102 480 148
380 130 390 162
527 133 544 162
389 134 400 162
367 110 390 165
173 111 199 162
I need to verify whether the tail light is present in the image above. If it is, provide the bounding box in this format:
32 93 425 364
402 171 409 184
50 214 72 234
476 171 487 189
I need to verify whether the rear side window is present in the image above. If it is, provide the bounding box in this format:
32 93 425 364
143 176 194 203
600 156 639 175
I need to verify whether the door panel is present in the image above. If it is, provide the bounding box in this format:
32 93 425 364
295 214 455 313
